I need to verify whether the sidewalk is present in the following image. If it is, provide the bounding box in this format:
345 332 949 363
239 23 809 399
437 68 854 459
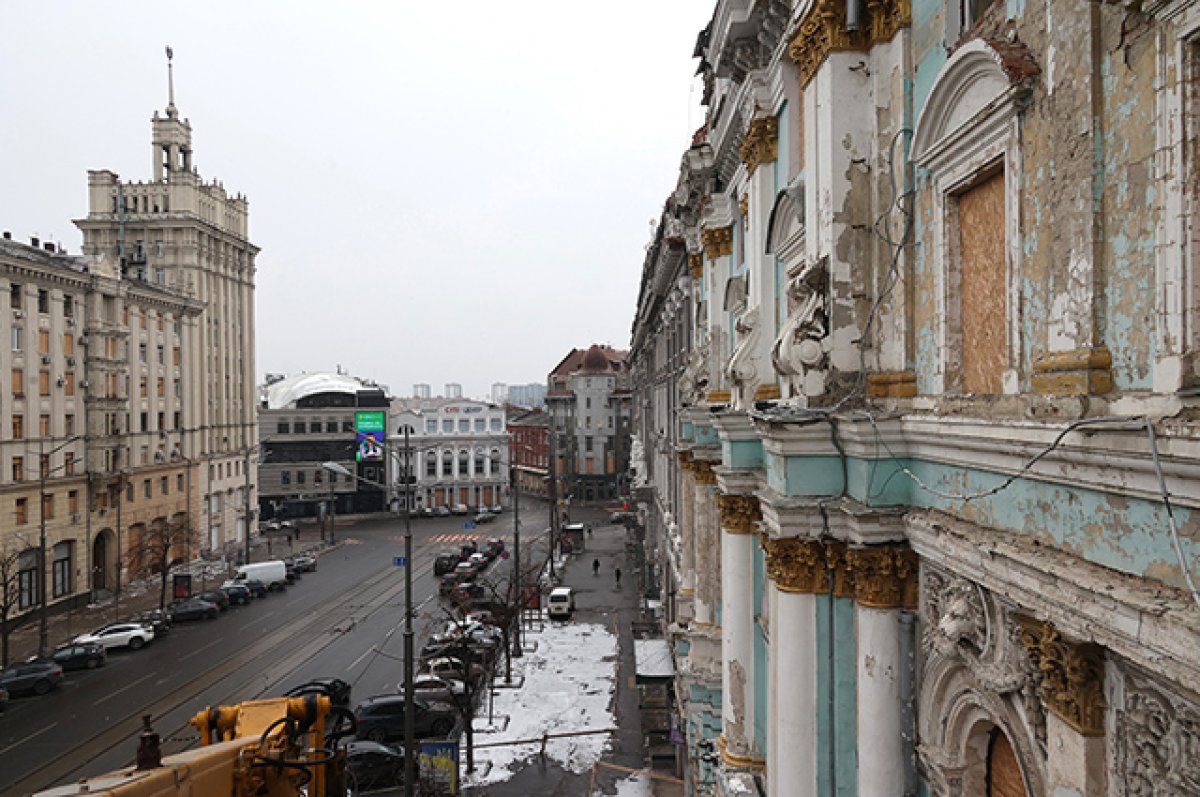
463 508 684 797
3 520 336 665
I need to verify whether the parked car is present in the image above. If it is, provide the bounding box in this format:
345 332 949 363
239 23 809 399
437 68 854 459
286 677 352 707
473 511 494 524
52 642 106 671
244 579 269 598
547 586 575 620
223 560 289 592
450 504 469 516
292 554 317 572
411 674 468 705
354 694 458 742
490 504 503 514
449 583 488 606
220 584 253 605
458 542 479 561
0 685 7 712
433 552 460 576
129 609 171 636
344 740 407 791
169 598 220 622
197 590 231 611
284 562 300 584
467 552 489 572
434 506 451 517
452 562 476 581
437 573 465 596
0 660 63 696
75 623 155 651
484 538 505 558
423 655 486 683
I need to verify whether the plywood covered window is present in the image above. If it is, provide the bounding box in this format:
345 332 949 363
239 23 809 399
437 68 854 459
957 170 1007 394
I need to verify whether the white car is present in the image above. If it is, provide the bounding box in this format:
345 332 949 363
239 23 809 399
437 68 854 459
74 622 155 651
411 674 468 704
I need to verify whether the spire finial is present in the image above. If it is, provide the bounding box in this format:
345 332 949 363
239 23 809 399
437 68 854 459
165 45 177 119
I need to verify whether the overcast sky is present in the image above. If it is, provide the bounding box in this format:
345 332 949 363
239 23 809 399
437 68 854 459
0 2 712 399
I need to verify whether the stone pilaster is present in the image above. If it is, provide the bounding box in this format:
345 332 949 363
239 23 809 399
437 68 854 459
719 493 762 767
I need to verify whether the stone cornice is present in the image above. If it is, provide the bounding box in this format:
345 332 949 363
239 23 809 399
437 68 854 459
702 225 734 259
712 408 760 443
755 486 908 544
907 510 1200 699
1017 616 1107 737
787 0 911 88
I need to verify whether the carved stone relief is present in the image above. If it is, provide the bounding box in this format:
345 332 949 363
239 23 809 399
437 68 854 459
772 255 830 399
679 336 711 407
1113 663 1200 796
726 306 761 410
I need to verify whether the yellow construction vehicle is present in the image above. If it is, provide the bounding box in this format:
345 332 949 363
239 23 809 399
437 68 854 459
33 695 352 797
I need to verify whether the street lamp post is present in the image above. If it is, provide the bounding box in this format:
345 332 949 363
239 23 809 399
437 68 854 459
510 461 521 659
323 456 415 797
38 434 83 658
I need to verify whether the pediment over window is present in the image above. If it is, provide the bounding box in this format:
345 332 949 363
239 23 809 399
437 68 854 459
911 39 1039 169
723 274 747 313
765 182 806 264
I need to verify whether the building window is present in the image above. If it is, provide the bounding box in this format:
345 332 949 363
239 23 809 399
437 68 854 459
442 453 452 477
139 342 147 362
42 492 54 520
9 283 20 309
38 370 49 396
161 476 169 495
65 414 74 436
12 368 24 396
68 490 78 514
442 420 453 433
342 420 353 432
52 541 72 598
474 455 484 475
64 372 75 396
297 471 306 485
14 496 28 524
177 474 184 492
426 420 437 434
10 325 21 352
37 289 48 314
12 415 23 438
143 479 152 499
314 470 323 485
458 420 469 433
277 422 290 434
127 481 135 503
491 448 501 475
18 550 37 609
281 471 291 485
326 421 339 433
294 421 307 434
585 397 591 409
139 376 148 397
426 451 437 477
157 345 164 364
63 295 74 318
39 414 50 436
64 452 75 476
474 419 485 433
12 456 24 481
491 418 502 431
157 377 165 397
585 437 593 452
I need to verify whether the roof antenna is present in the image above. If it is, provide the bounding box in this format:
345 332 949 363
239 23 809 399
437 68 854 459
165 45 177 119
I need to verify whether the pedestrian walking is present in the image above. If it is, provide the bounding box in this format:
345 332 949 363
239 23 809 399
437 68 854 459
614 567 622 587
593 558 600 576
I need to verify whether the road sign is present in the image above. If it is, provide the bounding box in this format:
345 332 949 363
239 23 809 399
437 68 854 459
393 556 407 567
464 522 476 530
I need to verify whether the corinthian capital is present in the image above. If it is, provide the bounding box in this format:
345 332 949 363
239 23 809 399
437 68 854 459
717 493 761 534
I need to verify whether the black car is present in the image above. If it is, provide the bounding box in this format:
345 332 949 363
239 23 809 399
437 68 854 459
433 553 459 576
244 579 269 598
129 608 172 636
220 584 253 605
354 694 458 742
285 677 352 708
197 590 231 611
169 598 220 622
52 642 106 671
345 740 406 791
0 660 63 696
284 563 300 584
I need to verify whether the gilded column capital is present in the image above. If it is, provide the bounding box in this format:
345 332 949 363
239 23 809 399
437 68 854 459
1017 617 1107 737
739 116 779 176
762 537 829 593
677 450 695 470
688 253 704 279
702 226 734 259
822 539 855 598
717 493 761 534
693 459 717 485
788 0 911 89
847 545 916 609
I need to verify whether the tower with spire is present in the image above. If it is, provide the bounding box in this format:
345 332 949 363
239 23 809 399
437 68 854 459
74 46 260 558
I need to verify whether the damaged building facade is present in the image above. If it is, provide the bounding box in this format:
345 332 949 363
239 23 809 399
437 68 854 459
627 0 1200 795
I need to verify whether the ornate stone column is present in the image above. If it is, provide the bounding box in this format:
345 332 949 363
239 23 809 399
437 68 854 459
1017 617 1108 797
762 536 829 797
692 459 719 626
676 451 697 600
847 545 917 797
718 492 762 766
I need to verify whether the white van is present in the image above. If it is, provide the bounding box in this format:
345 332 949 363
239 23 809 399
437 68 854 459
223 560 288 592
547 587 574 619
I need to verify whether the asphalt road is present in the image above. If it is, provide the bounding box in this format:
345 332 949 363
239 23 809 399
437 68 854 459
0 505 551 796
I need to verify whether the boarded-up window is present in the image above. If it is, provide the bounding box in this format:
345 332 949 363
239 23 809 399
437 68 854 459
987 730 1027 797
958 170 1006 394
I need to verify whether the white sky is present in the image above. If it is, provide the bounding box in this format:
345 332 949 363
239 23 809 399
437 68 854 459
0 2 714 399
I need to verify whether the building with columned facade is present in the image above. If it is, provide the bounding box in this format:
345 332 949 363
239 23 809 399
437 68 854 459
629 1 1200 795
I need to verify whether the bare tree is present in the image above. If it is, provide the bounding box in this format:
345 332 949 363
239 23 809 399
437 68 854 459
0 545 28 666
130 519 191 611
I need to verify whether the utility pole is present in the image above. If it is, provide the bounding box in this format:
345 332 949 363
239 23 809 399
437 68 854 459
511 459 522 659
547 426 557 580
243 448 253 565
401 425 415 797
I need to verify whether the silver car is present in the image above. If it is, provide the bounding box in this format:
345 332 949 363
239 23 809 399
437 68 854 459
73 622 155 651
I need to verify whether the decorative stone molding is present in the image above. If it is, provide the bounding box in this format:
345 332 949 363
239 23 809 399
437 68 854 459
772 255 830 398
739 116 779 177
693 459 718 485
688 253 704 279
679 338 711 406
717 734 766 770
867 370 918 398
1114 664 1200 794
717 493 762 534
1031 346 1114 396
726 307 761 410
1017 617 1106 737
787 0 911 88
847 545 918 609
702 226 734 259
738 194 749 219
762 537 830 593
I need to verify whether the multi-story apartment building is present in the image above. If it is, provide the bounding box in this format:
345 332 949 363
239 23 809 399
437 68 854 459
506 382 548 410
630 1 1200 795
546 345 633 505
258 372 390 520
75 69 259 558
390 398 508 512
508 408 549 498
1 231 201 630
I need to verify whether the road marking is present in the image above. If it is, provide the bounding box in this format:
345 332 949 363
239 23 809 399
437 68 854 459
0 722 57 755
94 673 152 706
179 639 221 663
346 647 373 672
239 610 277 631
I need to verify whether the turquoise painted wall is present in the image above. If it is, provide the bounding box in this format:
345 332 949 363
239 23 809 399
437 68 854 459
816 594 833 797
754 618 769 755
694 423 720 447
724 438 764 470
681 421 694 442
814 594 857 794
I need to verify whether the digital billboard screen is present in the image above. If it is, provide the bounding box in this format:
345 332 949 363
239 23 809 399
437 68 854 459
355 411 385 462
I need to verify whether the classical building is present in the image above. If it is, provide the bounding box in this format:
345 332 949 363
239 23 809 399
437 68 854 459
258 372 391 520
630 1 1200 796
1 230 202 633
75 57 259 558
546 344 633 505
390 398 508 512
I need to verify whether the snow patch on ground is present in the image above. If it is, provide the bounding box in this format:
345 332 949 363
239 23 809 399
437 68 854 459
462 620 618 786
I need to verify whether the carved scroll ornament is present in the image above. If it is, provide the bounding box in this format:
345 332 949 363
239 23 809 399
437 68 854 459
726 307 761 410
772 256 829 397
1115 666 1200 794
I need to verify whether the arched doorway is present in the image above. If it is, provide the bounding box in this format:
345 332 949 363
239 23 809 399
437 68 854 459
92 529 114 591
988 730 1028 797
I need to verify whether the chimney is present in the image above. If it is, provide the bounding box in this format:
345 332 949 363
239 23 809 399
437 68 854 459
2 231 11 240
31 236 40 248
44 242 55 253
